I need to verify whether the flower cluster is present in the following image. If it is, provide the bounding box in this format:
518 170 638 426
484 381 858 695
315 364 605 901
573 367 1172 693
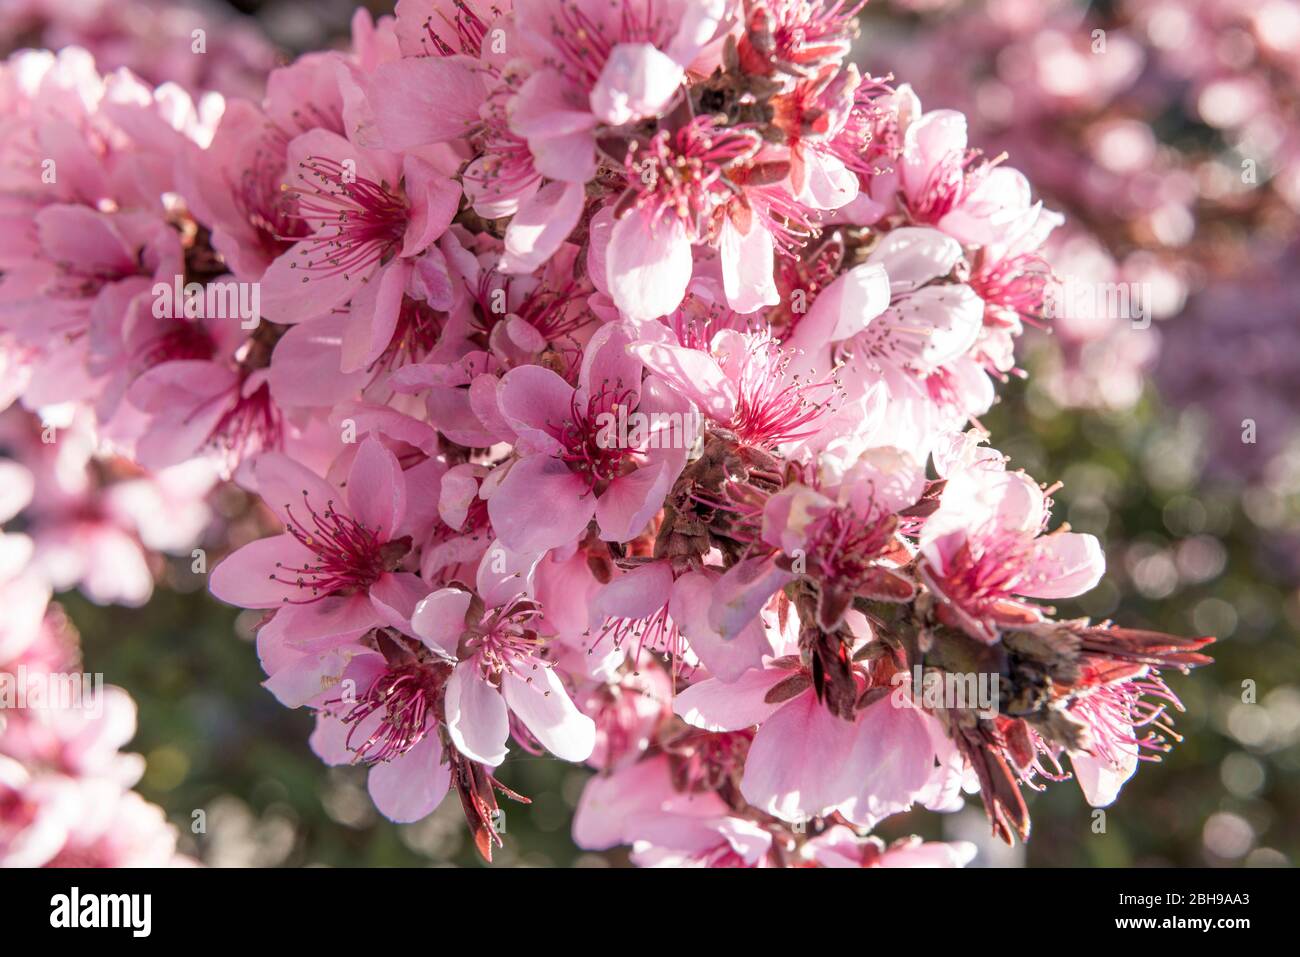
0 1 1213 867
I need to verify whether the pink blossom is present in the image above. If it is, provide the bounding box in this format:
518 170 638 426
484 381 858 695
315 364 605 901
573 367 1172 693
257 128 460 329
410 586 596 765
674 641 947 828
210 437 429 641
919 465 1105 643
488 322 694 552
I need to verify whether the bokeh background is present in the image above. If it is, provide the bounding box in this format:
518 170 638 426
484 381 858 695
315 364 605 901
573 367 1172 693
5 0 1298 866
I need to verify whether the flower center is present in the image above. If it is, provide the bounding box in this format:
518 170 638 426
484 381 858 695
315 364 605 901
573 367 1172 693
558 382 642 490
624 118 761 236
664 727 753 793
802 501 896 585
466 596 550 682
466 91 541 201
270 491 388 602
969 250 1052 330
933 530 1037 612
905 148 1005 226
374 296 445 374
730 334 840 446
283 156 408 281
138 324 217 369
514 280 587 340
198 378 283 473
338 661 447 763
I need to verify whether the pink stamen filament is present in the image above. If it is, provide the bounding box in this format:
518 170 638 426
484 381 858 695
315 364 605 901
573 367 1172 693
468 597 551 684
372 296 445 374
555 382 643 490
422 1 495 56
598 603 693 679
543 1 670 86
338 664 441 763
283 156 408 281
269 491 385 602
804 501 895 585
465 92 540 200
934 530 1039 612
137 324 217 369
730 335 841 446
232 127 304 258
1069 672 1184 768
971 251 1052 329
626 118 762 238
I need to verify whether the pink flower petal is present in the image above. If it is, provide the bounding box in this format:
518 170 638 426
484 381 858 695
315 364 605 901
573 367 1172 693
500 180 585 274
258 592 382 654
592 561 674 623
1072 741 1139 808
837 696 937 828
629 341 735 422
788 262 890 351
866 226 963 292
866 284 983 370
1022 532 1105 599
368 572 429 633
401 155 461 257
579 321 643 407
258 239 368 325
340 258 409 374
740 692 861 822
346 437 405 540
445 665 510 766
902 109 968 198
263 648 351 709
709 555 794 641
411 586 472 658
209 534 318 608
720 216 779 314
606 207 693 320
270 316 370 406
496 364 574 439
670 571 774 683
596 459 674 543
487 455 594 553
502 665 596 761
252 453 340 529
367 734 450 823
673 664 787 731
589 43 684 126
475 539 544 608
370 56 486 150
